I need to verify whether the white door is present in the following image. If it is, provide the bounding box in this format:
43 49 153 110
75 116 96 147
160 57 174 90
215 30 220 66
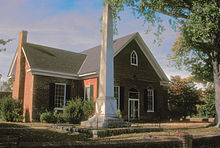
128 89 140 120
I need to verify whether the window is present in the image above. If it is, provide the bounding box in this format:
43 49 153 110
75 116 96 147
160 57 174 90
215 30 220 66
84 85 94 101
54 83 66 110
130 50 138 66
147 89 154 112
114 86 120 110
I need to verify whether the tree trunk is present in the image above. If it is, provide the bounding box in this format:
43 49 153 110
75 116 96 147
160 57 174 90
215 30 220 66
213 58 220 127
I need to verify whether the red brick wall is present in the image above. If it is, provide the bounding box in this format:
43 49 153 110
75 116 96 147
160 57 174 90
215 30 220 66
83 77 98 101
12 31 27 101
23 60 34 122
114 40 168 121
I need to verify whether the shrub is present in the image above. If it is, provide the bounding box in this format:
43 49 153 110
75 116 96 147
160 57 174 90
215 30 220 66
117 109 122 118
53 110 65 123
40 110 55 123
63 97 84 124
82 99 95 120
0 97 23 122
39 97 95 124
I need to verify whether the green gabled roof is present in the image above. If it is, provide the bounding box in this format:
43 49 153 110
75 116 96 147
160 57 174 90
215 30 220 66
23 43 86 74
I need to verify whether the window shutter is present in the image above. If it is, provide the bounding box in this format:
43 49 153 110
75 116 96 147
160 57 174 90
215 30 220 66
90 85 94 100
66 85 71 101
144 89 148 111
154 90 157 112
120 86 124 111
49 83 55 110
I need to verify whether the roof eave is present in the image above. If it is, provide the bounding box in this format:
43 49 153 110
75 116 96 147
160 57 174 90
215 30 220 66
8 50 18 78
134 33 169 82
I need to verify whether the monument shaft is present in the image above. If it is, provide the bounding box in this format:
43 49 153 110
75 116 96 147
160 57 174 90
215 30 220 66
81 4 130 128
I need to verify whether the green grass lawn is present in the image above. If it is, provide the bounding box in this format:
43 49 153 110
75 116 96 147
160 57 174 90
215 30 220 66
0 120 219 143
0 121 89 143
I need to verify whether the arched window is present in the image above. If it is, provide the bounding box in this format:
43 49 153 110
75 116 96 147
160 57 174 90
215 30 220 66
130 50 138 66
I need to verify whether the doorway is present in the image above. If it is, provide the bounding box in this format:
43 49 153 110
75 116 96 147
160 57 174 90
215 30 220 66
128 88 139 120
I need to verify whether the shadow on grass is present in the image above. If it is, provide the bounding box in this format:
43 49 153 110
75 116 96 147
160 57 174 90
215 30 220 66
0 122 90 142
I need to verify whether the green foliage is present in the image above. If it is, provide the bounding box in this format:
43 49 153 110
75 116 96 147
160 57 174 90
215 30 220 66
39 97 95 124
168 76 202 119
53 110 65 123
198 84 216 118
63 97 95 124
40 110 56 123
117 109 122 118
63 97 84 124
0 97 23 122
0 38 14 52
104 0 220 84
82 99 95 120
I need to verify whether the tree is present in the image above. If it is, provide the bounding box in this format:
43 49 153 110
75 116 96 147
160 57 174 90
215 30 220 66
0 39 13 52
168 76 202 119
0 75 13 92
104 0 220 126
198 83 216 118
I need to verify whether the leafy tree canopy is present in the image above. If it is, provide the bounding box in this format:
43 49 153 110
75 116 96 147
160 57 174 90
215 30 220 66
168 76 202 119
0 39 13 52
104 0 220 83
198 83 216 118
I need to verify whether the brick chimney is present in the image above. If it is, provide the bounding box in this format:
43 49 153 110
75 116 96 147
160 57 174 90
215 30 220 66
12 31 28 101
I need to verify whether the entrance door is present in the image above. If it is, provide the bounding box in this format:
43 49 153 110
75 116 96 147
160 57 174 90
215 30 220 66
128 88 139 120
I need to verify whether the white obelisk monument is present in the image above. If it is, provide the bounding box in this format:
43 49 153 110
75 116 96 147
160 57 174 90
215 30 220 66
81 4 130 128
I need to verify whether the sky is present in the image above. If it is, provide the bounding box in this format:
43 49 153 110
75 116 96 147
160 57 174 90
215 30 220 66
0 0 190 81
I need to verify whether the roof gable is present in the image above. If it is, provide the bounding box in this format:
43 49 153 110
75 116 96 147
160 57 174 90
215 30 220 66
23 43 86 74
79 32 169 82
79 32 136 75
8 32 168 82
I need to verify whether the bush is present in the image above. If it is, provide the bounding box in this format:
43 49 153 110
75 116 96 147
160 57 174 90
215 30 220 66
40 110 55 123
117 109 122 118
40 110 65 123
82 99 95 120
39 97 95 124
0 97 23 122
63 97 84 124
53 110 65 123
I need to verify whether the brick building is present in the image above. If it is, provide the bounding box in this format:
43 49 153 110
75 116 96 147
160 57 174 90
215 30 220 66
8 31 169 122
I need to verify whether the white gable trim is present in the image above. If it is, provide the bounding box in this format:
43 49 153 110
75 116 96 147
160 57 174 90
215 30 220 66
79 72 97 77
27 68 78 79
22 47 31 68
114 33 138 57
134 34 169 82
8 46 32 78
8 51 18 78
114 32 168 82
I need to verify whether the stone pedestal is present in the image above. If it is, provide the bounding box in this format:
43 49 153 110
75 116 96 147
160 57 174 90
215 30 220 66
81 96 130 128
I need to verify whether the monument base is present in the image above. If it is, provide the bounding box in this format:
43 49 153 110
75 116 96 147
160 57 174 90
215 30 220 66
81 114 131 128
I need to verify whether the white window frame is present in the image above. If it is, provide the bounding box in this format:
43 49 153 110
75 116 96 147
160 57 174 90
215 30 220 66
130 50 138 66
147 88 154 112
114 86 120 110
84 85 94 101
128 90 140 120
54 83 66 110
